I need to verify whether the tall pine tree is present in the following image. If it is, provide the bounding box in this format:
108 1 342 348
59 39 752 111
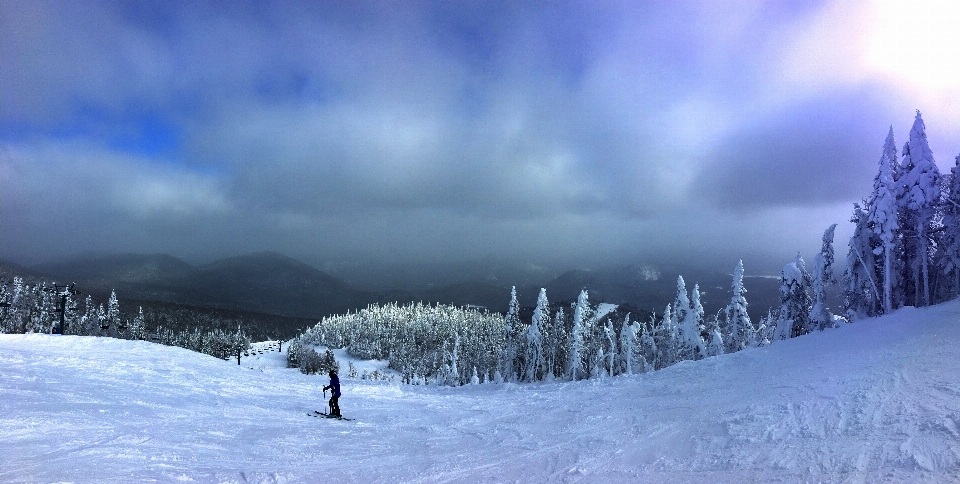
568 290 590 381
869 130 901 314
724 260 753 353
524 288 548 381
897 111 941 307
502 287 522 382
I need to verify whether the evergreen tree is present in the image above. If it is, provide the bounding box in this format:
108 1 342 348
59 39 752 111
672 276 689 340
603 318 616 377
656 303 675 368
232 325 250 357
690 283 707 356
640 313 659 371
776 254 814 339
590 332 606 379
704 312 724 357
30 284 58 334
618 313 638 375
96 304 107 337
8 278 29 334
724 260 753 353
502 287 522 382
868 128 903 314
524 289 548 381
755 308 776 346
470 366 480 385
811 224 838 329
130 307 146 340
547 307 567 380
568 290 590 381
105 290 121 338
0 282 9 333
448 335 461 385
673 276 704 361
897 111 941 306
841 204 881 319
868 127 902 313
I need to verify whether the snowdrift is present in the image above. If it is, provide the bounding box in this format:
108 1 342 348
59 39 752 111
3 300 960 483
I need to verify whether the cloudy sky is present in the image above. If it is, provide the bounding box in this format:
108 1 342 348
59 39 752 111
3 0 960 274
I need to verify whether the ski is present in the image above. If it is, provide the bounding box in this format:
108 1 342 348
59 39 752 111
307 410 352 421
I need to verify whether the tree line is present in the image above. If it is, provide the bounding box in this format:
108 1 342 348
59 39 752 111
0 277 250 360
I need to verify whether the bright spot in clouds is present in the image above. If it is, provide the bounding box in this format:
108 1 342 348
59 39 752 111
866 0 960 92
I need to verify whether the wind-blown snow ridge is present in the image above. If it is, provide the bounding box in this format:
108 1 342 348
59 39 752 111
4 300 960 483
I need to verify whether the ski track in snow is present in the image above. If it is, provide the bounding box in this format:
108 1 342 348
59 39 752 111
4 303 960 482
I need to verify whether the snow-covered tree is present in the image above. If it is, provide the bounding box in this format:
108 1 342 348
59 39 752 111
639 313 659 370
724 260 753 353
95 303 108 336
617 313 633 374
130 306 146 340
568 290 590 381
232 325 250 358
703 312 724 358
755 308 776 346
690 283 707 354
673 276 705 361
7 278 29 334
104 290 121 337
546 307 567 380
501 287 522 382
448 335 461 386
470 366 480 385
811 224 839 329
867 127 902 314
603 318 616 377
590 332 606 379
897 111 941 307
841 204 881 319
524 288 548 382
31 285 50 333
0 282 10 333
776 254 813 339
656 303 675 368
672 277 689 338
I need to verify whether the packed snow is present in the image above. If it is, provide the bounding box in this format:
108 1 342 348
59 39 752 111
5 300 960 483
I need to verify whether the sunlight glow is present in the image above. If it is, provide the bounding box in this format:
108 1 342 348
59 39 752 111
866 0 960 92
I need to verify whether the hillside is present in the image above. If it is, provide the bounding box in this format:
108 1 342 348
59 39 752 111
21 253 784 325
26 252 370 320
4 299 960 482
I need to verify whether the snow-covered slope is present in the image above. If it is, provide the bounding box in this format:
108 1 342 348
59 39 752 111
4 301 960 483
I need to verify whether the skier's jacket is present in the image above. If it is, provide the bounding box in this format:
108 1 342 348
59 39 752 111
324 375 341 397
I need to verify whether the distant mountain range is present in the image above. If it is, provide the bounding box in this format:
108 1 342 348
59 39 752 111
3 252 784 324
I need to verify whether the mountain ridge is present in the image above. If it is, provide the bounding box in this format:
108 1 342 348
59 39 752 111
16 252 786 324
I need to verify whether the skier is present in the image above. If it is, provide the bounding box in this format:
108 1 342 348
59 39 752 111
323 370 341 418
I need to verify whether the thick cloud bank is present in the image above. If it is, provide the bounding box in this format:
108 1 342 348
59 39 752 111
3 1 960 272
